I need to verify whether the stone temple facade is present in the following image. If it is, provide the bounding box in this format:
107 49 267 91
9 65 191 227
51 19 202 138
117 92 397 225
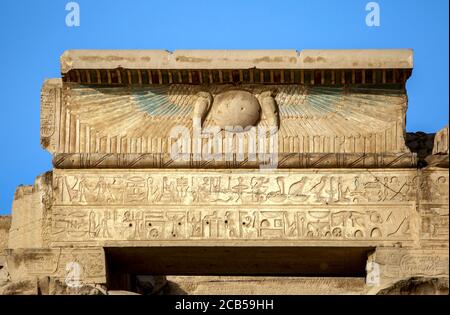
0 50 448 295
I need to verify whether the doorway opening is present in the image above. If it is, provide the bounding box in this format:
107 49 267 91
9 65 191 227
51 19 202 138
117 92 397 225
105 246 373 294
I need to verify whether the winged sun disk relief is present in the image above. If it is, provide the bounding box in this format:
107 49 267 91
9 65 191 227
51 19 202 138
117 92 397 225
193 89 280 132
62 85 407 153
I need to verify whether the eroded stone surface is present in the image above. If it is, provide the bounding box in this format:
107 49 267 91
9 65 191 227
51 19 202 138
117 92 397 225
45 50 416 168
42 82 413 167
0 216 11 256
376 277 449 295
46 168 443 247
164 276 366 295
60 49 413 72
433 125 449 155
2 50 448 295
426 125 449 167
8 173 52 249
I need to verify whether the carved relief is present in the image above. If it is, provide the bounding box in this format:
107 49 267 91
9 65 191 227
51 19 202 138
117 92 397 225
7 248 105 282
49 207 412 243
46 169 424 245
420 207 449 241
432 125 449 155
193 91 213 129
56 248 105 280
52 152 417 169
52 170 418 206
40 87 56 138
23 250 60 275
419 172 449 203
419 170 449 244
44 84 410 156
375 248 449 279
11 50 449 294
207 89 279 131
40 79 61 152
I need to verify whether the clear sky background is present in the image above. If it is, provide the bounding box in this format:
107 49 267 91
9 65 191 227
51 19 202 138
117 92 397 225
0 0 448 214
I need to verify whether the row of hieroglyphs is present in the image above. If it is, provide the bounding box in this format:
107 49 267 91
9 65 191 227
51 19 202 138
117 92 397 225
420 206 449 240
49 170 448 242
50 207 412 242
52 170 448 206
418 171 449 241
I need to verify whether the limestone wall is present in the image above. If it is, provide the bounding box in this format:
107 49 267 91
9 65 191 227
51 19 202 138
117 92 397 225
8 172 52 249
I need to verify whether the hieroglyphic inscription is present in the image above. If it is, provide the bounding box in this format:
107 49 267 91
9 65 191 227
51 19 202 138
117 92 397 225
419 171 449 203
419 170 449 243
53 169 419 206
40 87 56 137
50 169 418 243
40 79 61 152
50 207 412 242
375 248 449 279
23 250 59 274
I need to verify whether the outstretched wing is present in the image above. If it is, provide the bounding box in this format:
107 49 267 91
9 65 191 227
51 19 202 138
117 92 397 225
276 86 406 136
62 84 406 154
66 85 198 139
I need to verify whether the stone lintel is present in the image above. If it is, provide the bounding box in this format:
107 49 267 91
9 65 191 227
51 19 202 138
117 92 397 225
49 168 435 247
61 49 413 73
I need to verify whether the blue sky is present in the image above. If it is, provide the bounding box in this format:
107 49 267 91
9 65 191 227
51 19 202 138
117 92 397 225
0 0 448 214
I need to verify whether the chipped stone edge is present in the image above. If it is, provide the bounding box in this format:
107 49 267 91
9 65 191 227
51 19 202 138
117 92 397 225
61 49 413 73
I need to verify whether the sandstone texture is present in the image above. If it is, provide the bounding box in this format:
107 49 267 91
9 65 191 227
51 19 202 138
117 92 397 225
1 50 447 295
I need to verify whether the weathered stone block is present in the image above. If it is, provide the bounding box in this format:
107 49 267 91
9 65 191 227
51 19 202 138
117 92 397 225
2 49 448 295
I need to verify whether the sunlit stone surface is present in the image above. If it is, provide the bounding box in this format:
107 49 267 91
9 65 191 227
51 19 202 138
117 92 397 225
0 50 447 295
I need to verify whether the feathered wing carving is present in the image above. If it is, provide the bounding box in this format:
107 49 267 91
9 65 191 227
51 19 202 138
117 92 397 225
276 86 406 137
61 84 407 154
66 85 199 139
